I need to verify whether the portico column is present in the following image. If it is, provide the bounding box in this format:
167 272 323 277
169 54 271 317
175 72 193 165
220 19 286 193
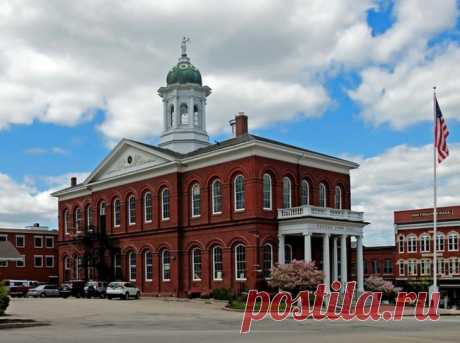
340 234 348 287
357 235 364 293
332 237 338 281
304 232 312 262
278 234 285 264
323 233 331 292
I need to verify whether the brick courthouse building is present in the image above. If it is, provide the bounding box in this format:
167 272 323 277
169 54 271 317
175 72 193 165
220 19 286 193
52 41 368 297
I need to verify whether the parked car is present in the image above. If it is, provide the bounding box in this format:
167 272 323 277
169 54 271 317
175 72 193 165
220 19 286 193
59 281 85 298
4 280 27 297
84 281 107 298
27 284 60 298
106 282 140 300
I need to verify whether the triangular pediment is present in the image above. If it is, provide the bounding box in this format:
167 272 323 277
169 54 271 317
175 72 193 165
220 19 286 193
84 139 177 184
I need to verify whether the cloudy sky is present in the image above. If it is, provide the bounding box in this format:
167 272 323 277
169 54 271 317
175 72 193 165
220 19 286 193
0 0 459 245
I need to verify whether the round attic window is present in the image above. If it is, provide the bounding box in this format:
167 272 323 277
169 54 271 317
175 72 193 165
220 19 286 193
127 155 133 164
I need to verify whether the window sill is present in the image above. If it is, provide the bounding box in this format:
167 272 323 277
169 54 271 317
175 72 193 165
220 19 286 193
144 220 152 224
192 279 202 282
212 279 223 282
191 215 201 219
235 278 247 282
263 208 272 211
162 279 171 282
234 209 245 213
212 212 222 216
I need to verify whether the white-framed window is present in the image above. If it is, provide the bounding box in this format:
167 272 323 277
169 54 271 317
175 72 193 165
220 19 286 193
300 179 310 206
75 256 81 280
144 192 152 223
234 175 245 211
398 261 405 276
16 235 25 248
282 177 292 208
0 260 7 267
437 233 445 251
16 255 25 268
128 252 137 281
191 183 201 218
45 255 55 268
263 243 273 279
372 260 380 274
285 244 293 264
191 248 202 281
34 255 43 268
161 188 170 220
75 208 82 232
263 173 272 210
113 253 121 280
0 234 6 241
335 186 342 209
99 202 106 216
420 259 431 275
420 234 430 253
438 258 445 274
144 251 153 281
448 232 459 251
64 256 70 271
319 183 327 208
45 236 54 249
64 209 69 234
211 179 223 214
398 235 405 253
86 205 93 229
407 235 417 253
128 195 136 225
34 236 43 248
449 258 459 275
235 244 246 280
212 246 223 281
113 199 121 227
162 250 171 281
408 259 417 275
384 259 393 274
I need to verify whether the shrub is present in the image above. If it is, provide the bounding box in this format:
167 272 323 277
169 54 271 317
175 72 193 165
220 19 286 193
268 260 323 292
0 281 10 316
211 288 234 300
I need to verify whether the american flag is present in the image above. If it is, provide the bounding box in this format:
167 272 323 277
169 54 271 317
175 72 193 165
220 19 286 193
434 95 449 163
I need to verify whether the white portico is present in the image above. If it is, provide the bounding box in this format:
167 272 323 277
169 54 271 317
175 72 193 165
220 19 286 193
278 205 368 293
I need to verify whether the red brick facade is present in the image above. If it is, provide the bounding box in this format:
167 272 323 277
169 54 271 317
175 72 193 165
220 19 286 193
0 227 58 283
351 245 396 282
57 155 351 297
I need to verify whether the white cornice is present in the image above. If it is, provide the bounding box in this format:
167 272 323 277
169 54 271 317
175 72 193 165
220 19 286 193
395 221 460 230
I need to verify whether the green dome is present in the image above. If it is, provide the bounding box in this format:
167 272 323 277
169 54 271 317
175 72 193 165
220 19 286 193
166 61 202 86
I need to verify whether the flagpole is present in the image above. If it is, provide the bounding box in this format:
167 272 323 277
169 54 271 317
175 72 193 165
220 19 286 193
432 86 438 294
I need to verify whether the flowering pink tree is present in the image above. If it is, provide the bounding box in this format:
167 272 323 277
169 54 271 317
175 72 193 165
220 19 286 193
365 275 398 301
268 260 324 291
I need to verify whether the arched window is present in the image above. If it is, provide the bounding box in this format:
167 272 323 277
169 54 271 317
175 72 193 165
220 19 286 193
128 252 137 281
300 179 310 206
144 251 153 281
180 103 188 124
407 235 417 253
234 244 246 280
263 173 272 210
285 244 293 264
263 243 273 278
420 234 430 252
99 202 106 216
161 188 170 220
335 186 342 209
319 183 327 208
161 250 171 281
144 192 152 223
211 179 222 214
448 232 459 251
282 177 292 208
86 205 92 230
437 233 445 251
193 104 200 126
191 248 202 281
191 183 201 217
74 256 81 281
113 253 121 280
75 208 81 232
169 105 174 128
212 246 223 281
398 235 405 253
63 209 69 234
113 199 121 227
128 195 136 225
234 175 245 211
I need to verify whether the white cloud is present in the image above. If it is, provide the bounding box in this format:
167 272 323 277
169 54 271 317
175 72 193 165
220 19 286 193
350 143 460 246
0 0 456 142
350 44 460 129
24 146 68 156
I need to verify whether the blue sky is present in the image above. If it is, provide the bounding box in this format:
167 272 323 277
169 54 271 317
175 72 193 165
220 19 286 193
0 1 459 245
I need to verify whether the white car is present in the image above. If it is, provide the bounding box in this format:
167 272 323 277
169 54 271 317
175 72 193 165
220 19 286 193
106 282 140 300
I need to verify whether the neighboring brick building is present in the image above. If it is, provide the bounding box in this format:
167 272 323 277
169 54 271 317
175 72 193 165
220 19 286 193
51 41 368 297
0 224 58 283
395 206 460 306
351 245 396 282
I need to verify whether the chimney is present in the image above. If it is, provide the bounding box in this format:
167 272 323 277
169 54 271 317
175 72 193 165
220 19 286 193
70 177 77 187
232 112 248 137
33 223 40 228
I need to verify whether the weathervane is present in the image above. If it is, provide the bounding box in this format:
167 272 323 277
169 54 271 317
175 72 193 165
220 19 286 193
181 37 190 56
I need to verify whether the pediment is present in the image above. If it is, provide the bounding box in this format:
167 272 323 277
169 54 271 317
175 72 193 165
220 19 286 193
84 139 176 184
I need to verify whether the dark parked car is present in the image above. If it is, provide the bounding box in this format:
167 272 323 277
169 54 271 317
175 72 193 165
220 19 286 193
84 281 107 298
59 281 85 298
